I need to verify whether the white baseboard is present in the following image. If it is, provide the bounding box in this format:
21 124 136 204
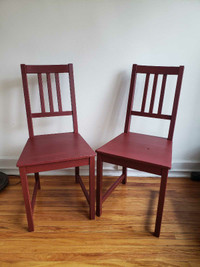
0 157 200 177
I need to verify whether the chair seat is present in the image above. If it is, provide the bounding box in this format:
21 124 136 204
96 132 172 168
17 132 95 167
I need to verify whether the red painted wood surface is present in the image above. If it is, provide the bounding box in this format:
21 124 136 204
69 64 78 134
98 153 163 176
55 73 63 112
31 111 72 118
37 74 45 113
168 66 184 140
141 73 150 112
46 73 54 112
149 74 158 113
131 111 171 120
124 64 137 133
26 65 69 73
17 133 95 167
25 158 89 175
96 132 172 169
96 64 184 237
158 74 167 114
136 65 181 75
89 157 95 220
17 63 95 231
21 64 34 137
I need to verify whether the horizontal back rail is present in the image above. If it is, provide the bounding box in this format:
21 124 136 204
25 65 69 73
136 65 180 75
131 111 171 120
32 111 73 118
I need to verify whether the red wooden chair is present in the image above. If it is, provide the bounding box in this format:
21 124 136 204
96 64 184 237
17 64 95 231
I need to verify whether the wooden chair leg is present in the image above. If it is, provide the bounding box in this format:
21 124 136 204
96 154 103 217
34 172 41 189
75 167 79 183
122 167 127 184
19 168 34 232
154 169 168 237
89 157 95 219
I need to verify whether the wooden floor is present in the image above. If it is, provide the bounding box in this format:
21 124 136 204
0 175 200 266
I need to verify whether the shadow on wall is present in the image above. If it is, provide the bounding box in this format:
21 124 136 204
0 78 25 155
95 71 130 149
94 69 172 150
0 76 51 156
0 73 73 157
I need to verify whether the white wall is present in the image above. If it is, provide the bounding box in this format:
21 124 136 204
0 0 200 176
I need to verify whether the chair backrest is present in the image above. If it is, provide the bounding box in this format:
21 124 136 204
124 64 184 140
21 64 78 137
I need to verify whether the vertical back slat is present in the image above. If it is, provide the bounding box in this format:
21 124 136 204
68 64 78 133
149 74 158 113
37 74 45 113
55 73 62 112
141 73 150 112
158 74 167 114
124 64 137 133
21 64 34 137
46 73 54 112
168 66 184 140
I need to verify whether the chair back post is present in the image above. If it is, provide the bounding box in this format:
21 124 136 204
124 64 137 133
21 64 34 138
68 64 78 133
168 66 184 140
